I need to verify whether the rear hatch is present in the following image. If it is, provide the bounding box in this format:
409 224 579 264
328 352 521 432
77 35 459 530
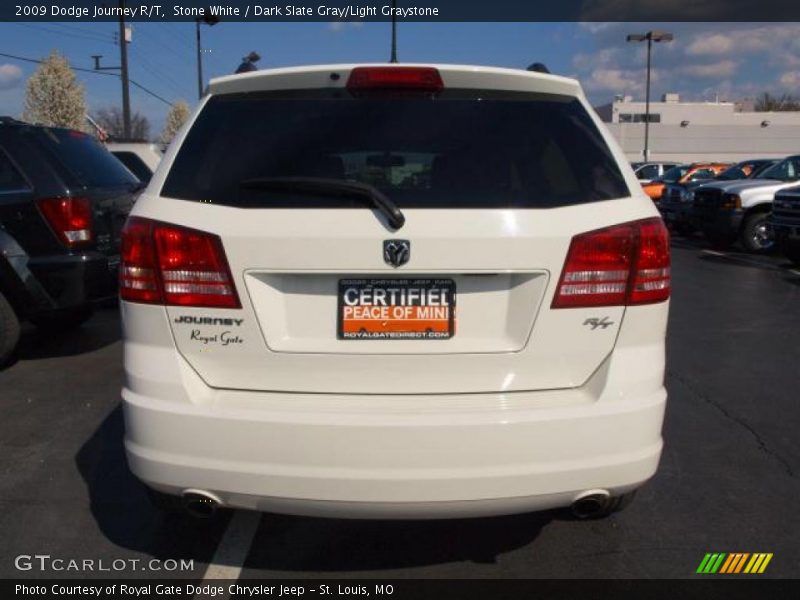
141 65 658 395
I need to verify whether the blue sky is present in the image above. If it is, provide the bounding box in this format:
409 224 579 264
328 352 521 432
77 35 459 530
1 22 799 136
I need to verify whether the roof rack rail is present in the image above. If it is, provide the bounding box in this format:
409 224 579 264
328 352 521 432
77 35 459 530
526 63 551 74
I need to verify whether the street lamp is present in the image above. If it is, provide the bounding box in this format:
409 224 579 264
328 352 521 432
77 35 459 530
195 13 220 99
626 30 673 161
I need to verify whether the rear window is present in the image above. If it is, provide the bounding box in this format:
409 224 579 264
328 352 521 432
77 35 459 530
162 89 629 208
112 151 152 182
27 128 138 188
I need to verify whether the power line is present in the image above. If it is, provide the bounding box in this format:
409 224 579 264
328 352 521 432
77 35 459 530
0 51 174 106
12 23 114 45
128 46 188 98
138 24 195 63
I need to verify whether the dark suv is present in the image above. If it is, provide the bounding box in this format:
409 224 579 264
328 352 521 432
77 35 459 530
772 185 800 264
0 117 141 363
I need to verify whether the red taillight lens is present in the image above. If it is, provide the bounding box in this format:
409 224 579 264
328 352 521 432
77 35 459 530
37 197 93 248
629 219 671 305
120 217 162 304
552 218 670 308
346 67 444 92
120 217 240 308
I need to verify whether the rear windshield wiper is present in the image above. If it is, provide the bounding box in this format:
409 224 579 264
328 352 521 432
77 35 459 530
239 176 405 230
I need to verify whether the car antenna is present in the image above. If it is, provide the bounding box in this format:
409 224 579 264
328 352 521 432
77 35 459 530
389 0 398 63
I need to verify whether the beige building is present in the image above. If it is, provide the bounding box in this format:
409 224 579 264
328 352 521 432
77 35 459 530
595 94 800 162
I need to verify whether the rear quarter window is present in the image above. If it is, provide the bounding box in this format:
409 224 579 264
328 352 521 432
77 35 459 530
162 89 629 209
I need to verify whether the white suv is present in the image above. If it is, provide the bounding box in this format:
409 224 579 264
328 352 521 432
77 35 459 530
120 64 670 520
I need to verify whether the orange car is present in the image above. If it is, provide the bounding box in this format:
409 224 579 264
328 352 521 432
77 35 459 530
642 163 731 202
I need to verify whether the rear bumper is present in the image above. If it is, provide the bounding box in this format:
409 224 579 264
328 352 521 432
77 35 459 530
6 251 118 319
124 386 663 518
122 304 668 519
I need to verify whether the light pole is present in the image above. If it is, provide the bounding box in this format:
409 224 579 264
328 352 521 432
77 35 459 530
626 30 673 161
195 13 220 99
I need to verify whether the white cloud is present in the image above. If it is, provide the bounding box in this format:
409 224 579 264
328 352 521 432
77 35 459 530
779 71 800 89
677 60 738 79
582 69 644 95
686 34 733 56
0 64 23 91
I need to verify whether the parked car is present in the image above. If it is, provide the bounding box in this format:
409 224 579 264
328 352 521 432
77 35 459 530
0 117 141 364
771 184 800 264
692 155 800 252
107 142 162 183
631 161 679 184
642 162 730 203
120 64 670 520
660 159 777 234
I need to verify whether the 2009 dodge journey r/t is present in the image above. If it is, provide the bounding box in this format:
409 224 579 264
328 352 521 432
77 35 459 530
120 64 670 520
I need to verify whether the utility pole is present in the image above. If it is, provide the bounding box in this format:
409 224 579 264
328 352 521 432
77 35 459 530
195 14 220 99
626 30 673 162
118 0 131 139
389 0 398 63
195 20 203 99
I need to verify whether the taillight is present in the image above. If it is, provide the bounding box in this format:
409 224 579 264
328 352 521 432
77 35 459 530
628 219 671 304
120 217 240 308
346 67 444 92
36 197 93 248
552 218 670 308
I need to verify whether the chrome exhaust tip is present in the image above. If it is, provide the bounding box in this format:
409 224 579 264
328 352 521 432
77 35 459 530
570 490 612 519
182 491 220 518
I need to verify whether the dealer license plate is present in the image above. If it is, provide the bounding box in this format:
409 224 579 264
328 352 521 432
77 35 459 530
337 278 456 340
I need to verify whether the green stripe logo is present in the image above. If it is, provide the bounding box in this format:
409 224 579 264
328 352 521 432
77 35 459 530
697 552 773 574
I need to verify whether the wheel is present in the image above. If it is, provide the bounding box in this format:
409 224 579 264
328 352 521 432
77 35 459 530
739 212 774 253
777 239 800 265
30 306 93 331
0 292 21 366
570 490 637 520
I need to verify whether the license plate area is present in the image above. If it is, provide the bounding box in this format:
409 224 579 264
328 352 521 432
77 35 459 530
338 278 456 340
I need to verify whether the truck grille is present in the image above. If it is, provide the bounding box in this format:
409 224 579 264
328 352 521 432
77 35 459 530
771 189 800 228
693 188 722 207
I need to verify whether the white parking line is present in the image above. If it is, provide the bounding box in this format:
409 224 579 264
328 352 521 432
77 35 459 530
197 510 261 590
701 249 784 270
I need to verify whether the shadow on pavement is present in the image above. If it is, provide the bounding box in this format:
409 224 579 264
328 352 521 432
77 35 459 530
13 307 122 362
243 509 554 573
75 405 231 570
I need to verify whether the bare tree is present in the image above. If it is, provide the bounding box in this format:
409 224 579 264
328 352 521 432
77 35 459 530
159 100 191 145
755 92 800 112
93 106 151 141
23 51 86 129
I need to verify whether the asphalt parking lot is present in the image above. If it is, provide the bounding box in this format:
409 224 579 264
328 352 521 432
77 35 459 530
1 236 799 580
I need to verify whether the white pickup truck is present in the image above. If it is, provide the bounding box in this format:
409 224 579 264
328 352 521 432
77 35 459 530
692 155 800 252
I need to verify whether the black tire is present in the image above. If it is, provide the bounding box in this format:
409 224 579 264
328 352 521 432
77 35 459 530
30 306 93 331
739 212 774 253
777 239 800 265
0 292 21 366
